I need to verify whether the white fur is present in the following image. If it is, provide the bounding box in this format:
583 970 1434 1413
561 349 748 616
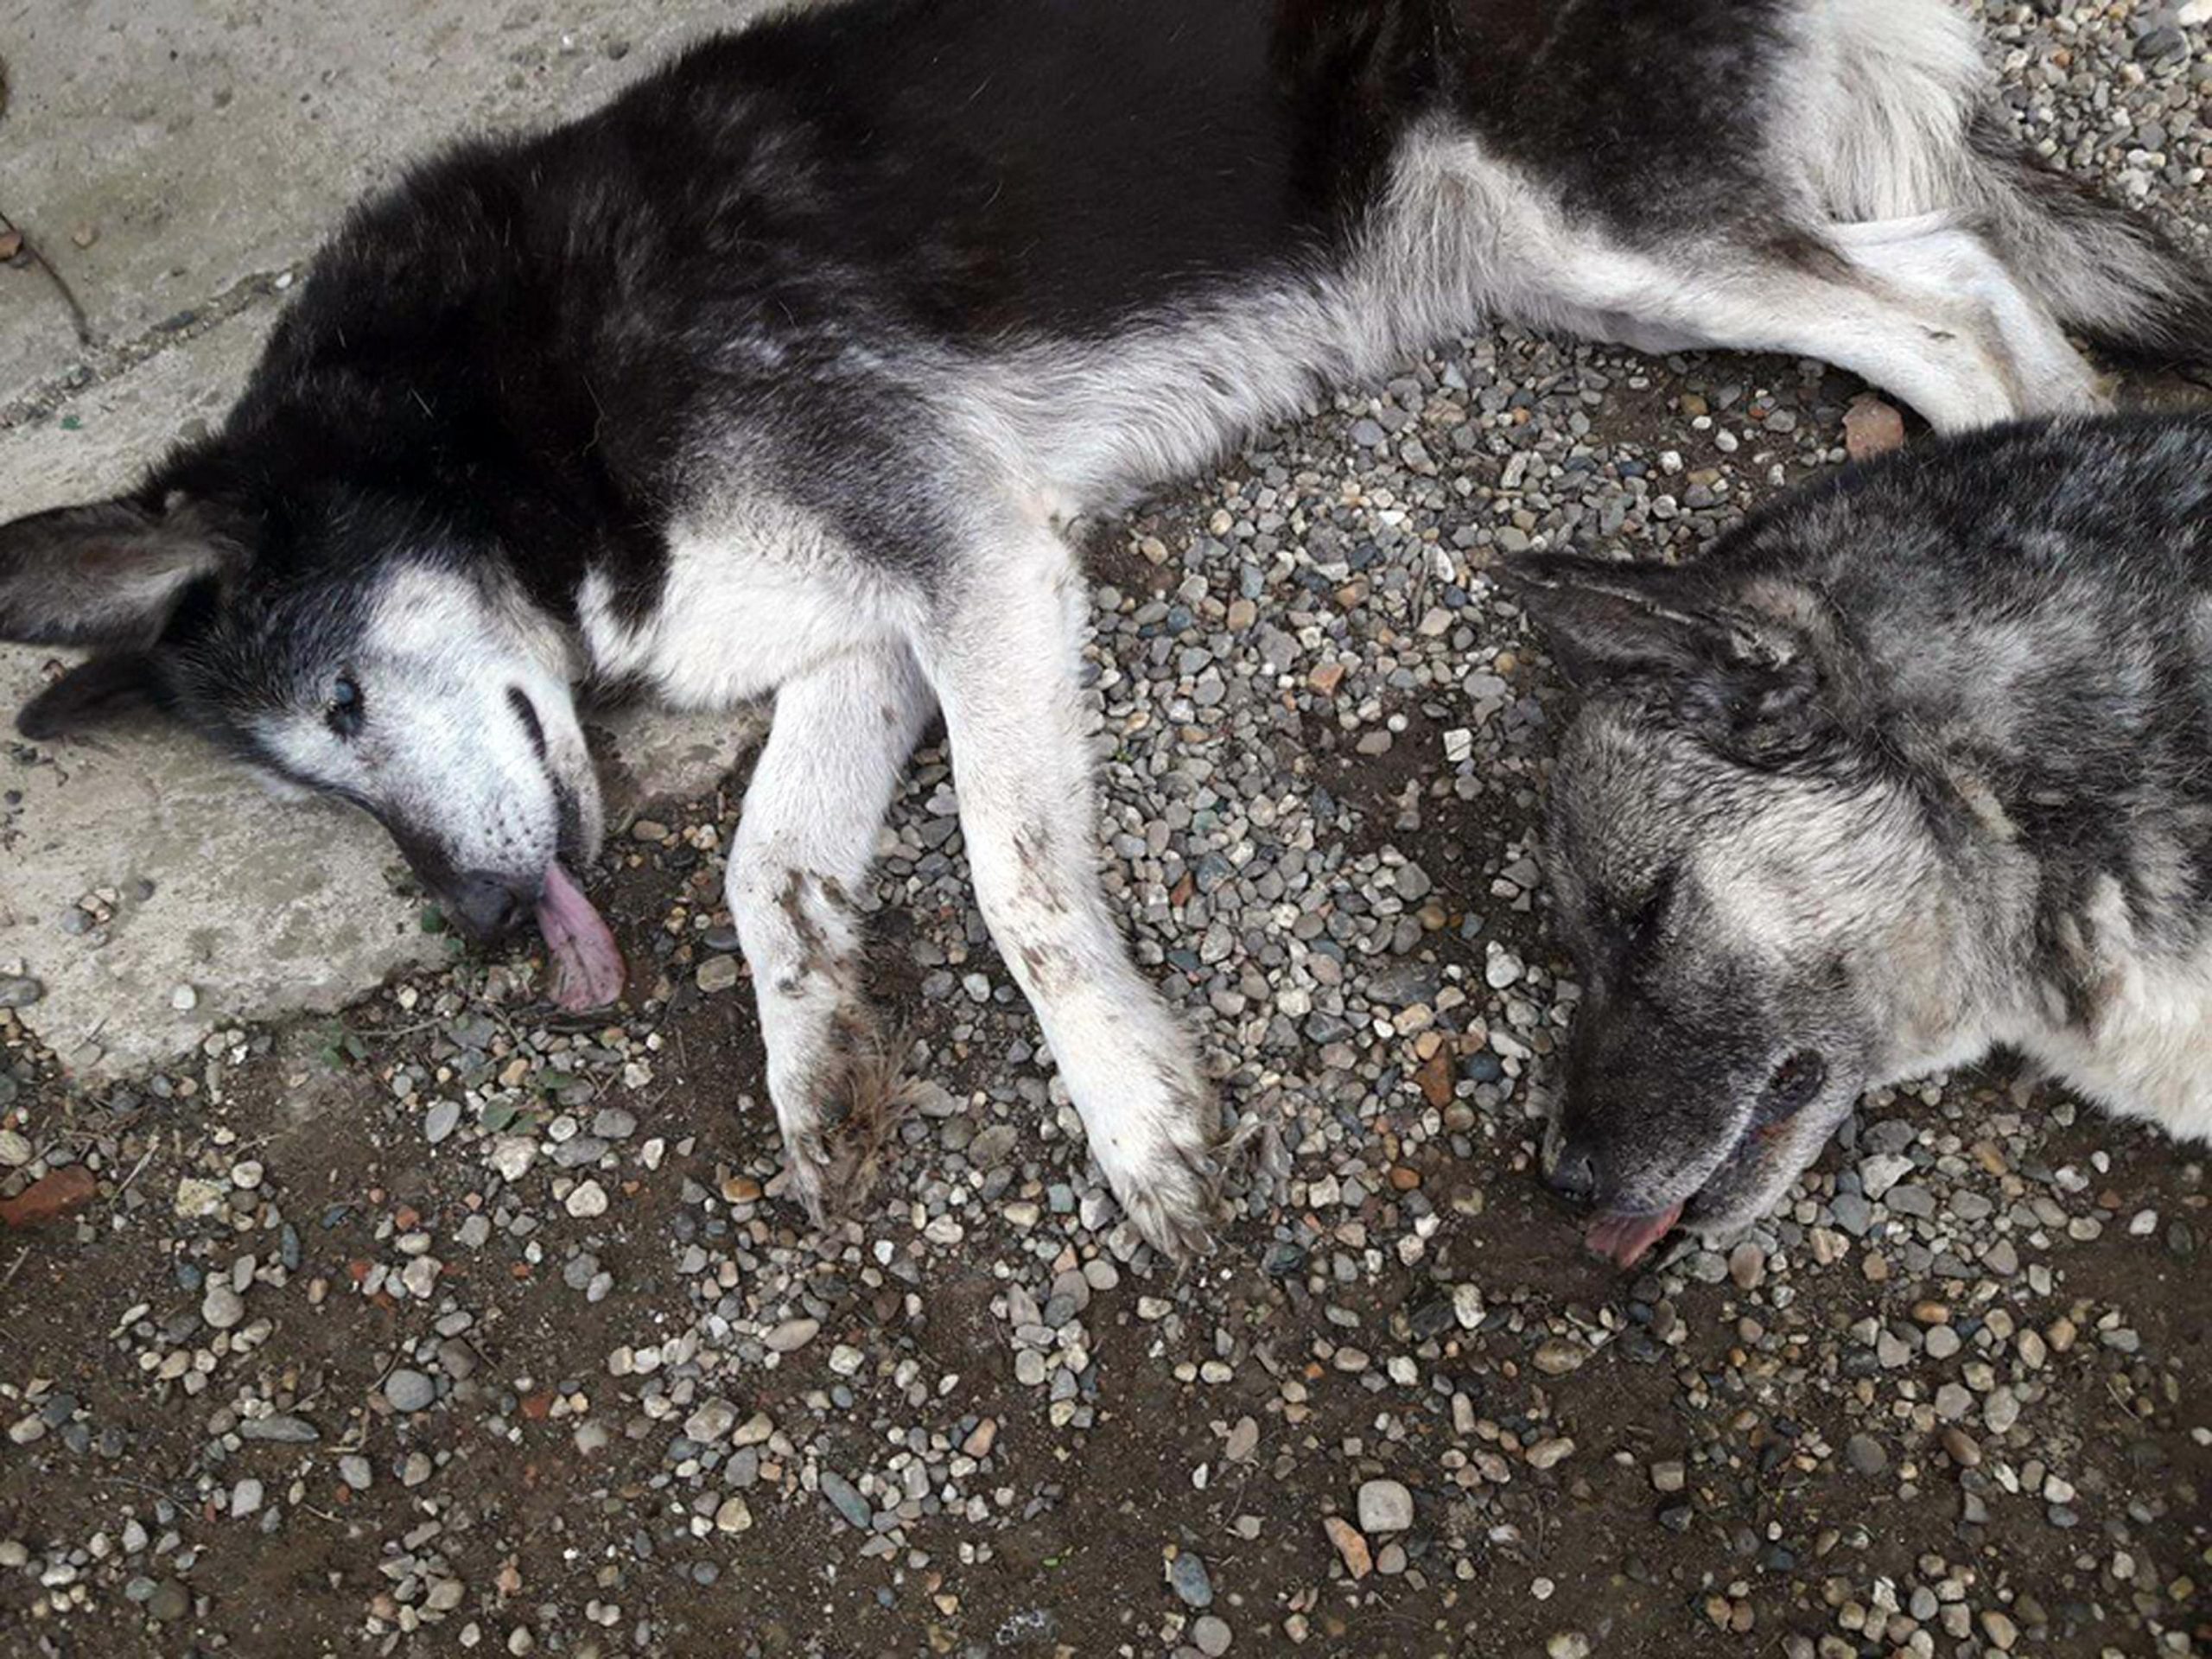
727 643 938 1218
912 512 1217 1252
1787 0 1988 221
579 484 1219 1248
2012 876 2212 1144
261 563 601 877
580 493 920 709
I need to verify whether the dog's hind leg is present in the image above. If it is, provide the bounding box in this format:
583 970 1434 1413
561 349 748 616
1797 0 2212 372
1826 213 2107 415
912 513 1217 1259
1556 215 2101 432
729 641 936 1225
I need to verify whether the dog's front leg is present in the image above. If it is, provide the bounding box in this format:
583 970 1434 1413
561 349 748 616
916 523 1217 1258
728 642 935 1224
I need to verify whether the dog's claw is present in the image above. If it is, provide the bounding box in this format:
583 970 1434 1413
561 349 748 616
778 1122 878 1233
1116 1149 1217 1262
779 1131 839 1230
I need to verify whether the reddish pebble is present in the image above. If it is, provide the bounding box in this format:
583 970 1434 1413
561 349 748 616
1415 1052 1453 1110
1843 396 1906 461
0 1166 98 1229
1323 1516 1372 1580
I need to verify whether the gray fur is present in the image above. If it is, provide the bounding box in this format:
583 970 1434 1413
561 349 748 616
1510 413 2212 1255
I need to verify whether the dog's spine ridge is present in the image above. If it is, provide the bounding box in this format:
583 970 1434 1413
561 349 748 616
1965 111 2212 371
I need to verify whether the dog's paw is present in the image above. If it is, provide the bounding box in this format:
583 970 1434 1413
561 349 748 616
1103 1129 1217 1261
768 1010 903 1230
1084 1050 1221 1262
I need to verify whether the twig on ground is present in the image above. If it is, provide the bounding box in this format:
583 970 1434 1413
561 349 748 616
0 207 93 345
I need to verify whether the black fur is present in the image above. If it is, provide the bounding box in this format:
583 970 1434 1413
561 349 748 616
1447 0 1799 235
118 0 1471 630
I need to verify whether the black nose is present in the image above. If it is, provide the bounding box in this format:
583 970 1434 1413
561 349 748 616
1547 1141 1601 1202
448 871 532 939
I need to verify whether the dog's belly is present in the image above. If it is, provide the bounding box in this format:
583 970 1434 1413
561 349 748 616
578 499 918 711
955 122 1668 512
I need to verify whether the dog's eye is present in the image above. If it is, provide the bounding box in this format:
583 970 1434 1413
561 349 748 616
1758 1050 1827 1123
1627 868 1677 944
325 673 365 739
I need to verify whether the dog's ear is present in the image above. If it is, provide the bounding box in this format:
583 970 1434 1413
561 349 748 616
0 493 246 650
1499 552 1830 764
16 651 167 740
1495 553 1722 684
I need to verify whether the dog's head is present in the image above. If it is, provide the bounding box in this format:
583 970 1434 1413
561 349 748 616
0 461 607 949
1504 551 1961 1263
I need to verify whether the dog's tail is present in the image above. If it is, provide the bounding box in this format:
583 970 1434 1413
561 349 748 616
1961 111 2212 372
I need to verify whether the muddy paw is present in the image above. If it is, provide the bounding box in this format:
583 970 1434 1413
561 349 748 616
769 1012 904 1230
1109 1137 1217 1261
1091 1073 1222 1262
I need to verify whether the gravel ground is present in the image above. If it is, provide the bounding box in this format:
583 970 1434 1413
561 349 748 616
3 6 2211 1656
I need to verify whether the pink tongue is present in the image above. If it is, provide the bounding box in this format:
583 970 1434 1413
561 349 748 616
536 861 625 1012
1585 1201 1686 1269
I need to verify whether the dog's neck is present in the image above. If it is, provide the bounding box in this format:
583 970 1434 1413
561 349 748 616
1913 720 2212 1069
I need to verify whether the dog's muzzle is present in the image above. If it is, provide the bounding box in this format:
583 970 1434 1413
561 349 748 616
447 869 539 939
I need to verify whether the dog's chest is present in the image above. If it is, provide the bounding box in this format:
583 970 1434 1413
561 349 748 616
577 499 912 709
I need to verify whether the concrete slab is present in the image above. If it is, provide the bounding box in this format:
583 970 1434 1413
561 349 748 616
3 309 276 512
0 0 795 1077
2 648 431 1077
0 0 785 407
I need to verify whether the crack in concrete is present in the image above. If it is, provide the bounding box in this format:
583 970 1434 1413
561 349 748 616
0 265 294 434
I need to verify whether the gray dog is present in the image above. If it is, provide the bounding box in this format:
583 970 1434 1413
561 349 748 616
1508 412 2212 1267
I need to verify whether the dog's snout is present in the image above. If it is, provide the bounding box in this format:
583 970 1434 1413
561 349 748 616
449 870 535 939
1546 1141 1602 1203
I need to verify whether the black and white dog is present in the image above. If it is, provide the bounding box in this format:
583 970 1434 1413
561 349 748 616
1509 414 2212 1268
2 0 2206 1254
